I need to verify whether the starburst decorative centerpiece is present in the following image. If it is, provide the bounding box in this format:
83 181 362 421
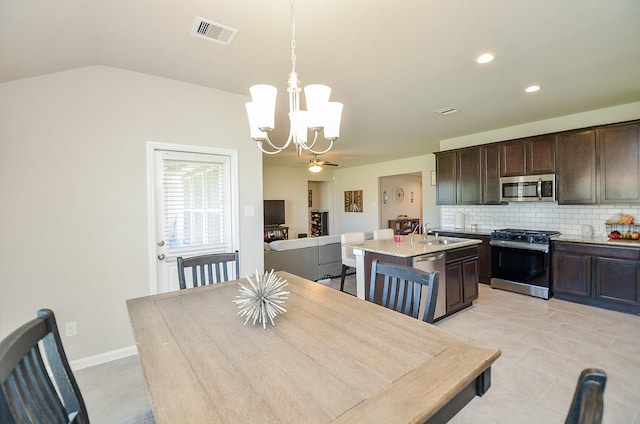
233 270 289 329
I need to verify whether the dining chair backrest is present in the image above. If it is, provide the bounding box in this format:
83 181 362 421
0 309 89 424
565 368 607 424
368 260 440 323
341 232 365 268
177 251 240 290
373 228 394 240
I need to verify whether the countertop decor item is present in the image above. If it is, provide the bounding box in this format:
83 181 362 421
234 270 289 329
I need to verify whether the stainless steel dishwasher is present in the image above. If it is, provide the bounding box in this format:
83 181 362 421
412 252 446 320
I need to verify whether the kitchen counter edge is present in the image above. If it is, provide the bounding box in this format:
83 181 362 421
554 235 640 248
349 237 482 258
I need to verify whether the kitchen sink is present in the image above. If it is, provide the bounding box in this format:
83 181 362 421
418 238 461 245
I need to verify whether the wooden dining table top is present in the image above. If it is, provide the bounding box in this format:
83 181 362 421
126 271 500 424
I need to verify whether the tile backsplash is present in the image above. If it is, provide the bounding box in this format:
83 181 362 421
441 203 640 236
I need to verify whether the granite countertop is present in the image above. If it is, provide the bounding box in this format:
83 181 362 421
349 236 482 258
554 235 640 248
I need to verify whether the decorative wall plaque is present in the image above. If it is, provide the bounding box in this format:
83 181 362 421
393 186 405 204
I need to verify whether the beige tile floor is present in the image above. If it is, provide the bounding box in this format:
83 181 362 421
75 276 640 423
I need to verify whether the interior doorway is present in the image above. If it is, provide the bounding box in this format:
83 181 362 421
379 172 422 231
308 180 333 236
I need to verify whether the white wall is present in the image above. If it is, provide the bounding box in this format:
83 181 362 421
263 165 335 238
264 155 439 236
0 66 264 363
265 156 438 236
332 155 438 234
379 173 422 229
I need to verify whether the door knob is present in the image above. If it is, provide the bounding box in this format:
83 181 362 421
158 253 165 260
157 240 165 246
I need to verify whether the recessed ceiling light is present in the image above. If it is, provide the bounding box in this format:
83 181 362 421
525 85 541 93
475 53 495 64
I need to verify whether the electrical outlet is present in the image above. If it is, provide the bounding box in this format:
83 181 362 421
65 321 77 337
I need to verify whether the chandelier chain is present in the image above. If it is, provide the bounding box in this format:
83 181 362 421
290 0 296 71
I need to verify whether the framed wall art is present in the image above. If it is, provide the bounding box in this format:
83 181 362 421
344 190 363 213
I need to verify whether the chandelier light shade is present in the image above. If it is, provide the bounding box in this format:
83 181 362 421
245 0 343 156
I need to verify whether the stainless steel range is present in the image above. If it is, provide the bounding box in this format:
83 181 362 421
490 228 560 299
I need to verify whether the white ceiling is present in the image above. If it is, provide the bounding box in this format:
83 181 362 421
2 0 639 168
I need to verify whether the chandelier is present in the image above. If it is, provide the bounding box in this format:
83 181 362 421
245 0 343 156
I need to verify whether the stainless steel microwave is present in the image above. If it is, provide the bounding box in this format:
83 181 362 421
500 174 556 202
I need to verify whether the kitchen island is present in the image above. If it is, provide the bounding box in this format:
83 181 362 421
350 236 482 319
426 227 493 284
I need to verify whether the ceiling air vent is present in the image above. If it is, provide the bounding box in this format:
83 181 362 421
191 17 238 46
433 107 459 115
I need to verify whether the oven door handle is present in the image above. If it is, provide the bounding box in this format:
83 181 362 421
489 239 549 253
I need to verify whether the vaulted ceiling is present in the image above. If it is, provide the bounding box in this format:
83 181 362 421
2 0 639 168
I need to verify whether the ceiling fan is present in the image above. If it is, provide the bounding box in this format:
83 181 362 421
308 155 338 173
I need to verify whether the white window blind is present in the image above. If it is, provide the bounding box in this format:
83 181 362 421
161 152 231 252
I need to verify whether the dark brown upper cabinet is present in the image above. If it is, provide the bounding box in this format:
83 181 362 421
500 135 555 177
481 144 501 204
435 150 457 205
499 140 525 176
457 148 481 204
598 121 640 203
557 129 597 204
435 148 481 205
435 119 639 206
526 135 556 175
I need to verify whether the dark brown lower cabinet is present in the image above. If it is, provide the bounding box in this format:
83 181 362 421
553 241 640 315
595 257 640 306
553 251 591 297
433 231 491 284
445 247 479 314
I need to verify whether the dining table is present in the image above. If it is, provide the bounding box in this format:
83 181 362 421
126 271 501 424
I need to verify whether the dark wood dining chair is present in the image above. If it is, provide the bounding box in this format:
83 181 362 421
565 368 607 424
177 251 240 289
0 308 89 424
368 259 440 323
0 309 155 424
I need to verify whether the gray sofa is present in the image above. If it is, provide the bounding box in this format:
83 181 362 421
264 235 342 281
263 232 374 281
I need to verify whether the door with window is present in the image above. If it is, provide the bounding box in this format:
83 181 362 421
150 144 237 293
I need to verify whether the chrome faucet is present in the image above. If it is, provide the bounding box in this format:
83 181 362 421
410 223 420 242
422 222 430 240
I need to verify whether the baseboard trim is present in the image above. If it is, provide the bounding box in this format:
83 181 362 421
69 345 138 371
